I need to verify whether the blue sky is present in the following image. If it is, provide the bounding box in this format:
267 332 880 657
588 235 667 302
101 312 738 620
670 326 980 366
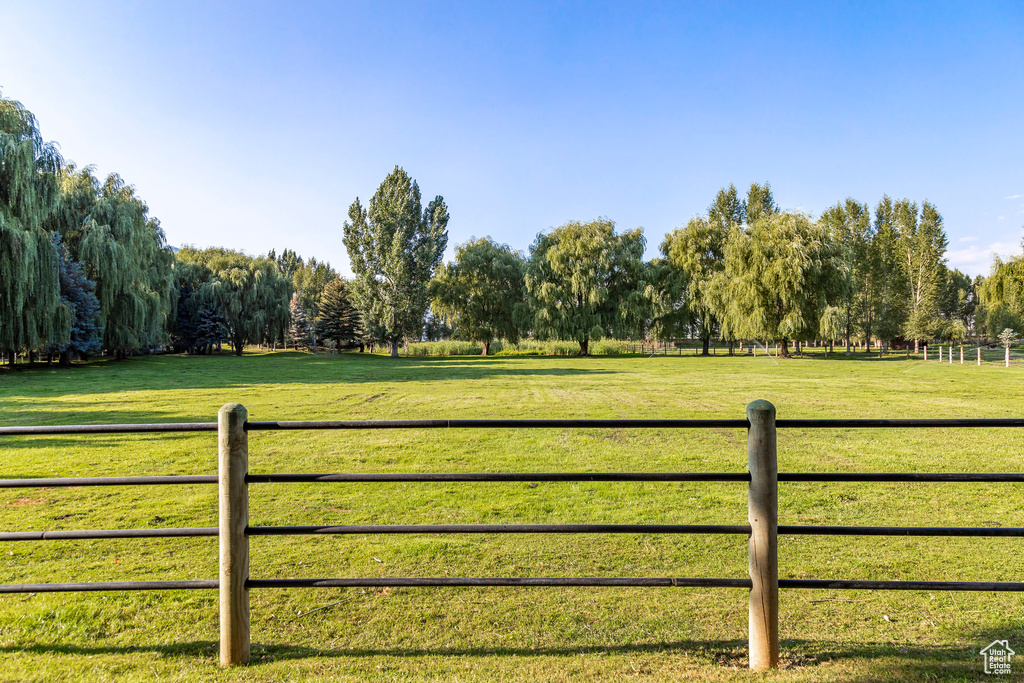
1 1 1022 276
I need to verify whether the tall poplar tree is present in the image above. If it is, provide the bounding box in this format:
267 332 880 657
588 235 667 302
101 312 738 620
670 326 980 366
870 197 907 351
744 182 778 224
894 199 948 350
820 199 872 353
343 166 449 357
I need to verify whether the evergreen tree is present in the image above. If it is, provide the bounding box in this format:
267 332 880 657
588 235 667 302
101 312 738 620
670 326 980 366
525 218 649 355
317 277 361 349
289 294 312 349
343 166 449 357
51 233 101 363
429 237 527 355
293 257 338 351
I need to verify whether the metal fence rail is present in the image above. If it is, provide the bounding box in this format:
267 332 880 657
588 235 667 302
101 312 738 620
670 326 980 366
1 401 1022 670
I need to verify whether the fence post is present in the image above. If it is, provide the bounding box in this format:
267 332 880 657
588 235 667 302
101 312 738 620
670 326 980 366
219 403 249 666
747 399 778 670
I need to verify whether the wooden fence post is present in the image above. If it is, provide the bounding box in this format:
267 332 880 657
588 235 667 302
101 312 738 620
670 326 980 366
747 399 778 670
219 403 249 666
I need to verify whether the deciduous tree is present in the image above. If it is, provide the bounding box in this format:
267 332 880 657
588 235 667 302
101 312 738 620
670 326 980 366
343 167 449 357
712 212 844 357
895 199 948 351
525 218 648 355
429 237 527 355
0 94 69 363
176 247 291 355
820 199 872 354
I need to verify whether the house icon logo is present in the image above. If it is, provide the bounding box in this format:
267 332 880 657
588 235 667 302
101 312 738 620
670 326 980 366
981 640 1014 674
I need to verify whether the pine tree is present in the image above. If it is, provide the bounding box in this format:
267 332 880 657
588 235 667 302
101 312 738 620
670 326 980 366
51 233 101 363
292 257 338 351
317 278 361 349
289 294 311 349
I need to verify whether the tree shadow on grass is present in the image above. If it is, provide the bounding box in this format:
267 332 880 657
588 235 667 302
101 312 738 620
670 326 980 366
0 630 1015 679
0 352 621 401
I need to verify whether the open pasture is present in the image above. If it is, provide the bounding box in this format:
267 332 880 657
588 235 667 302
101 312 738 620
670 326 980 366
1 351 1022 681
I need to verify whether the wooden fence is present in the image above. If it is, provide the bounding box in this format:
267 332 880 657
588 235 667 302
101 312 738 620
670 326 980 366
2 403 1024 669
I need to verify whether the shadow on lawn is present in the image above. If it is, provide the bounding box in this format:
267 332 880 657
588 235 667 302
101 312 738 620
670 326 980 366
0 631 1014 678
0 352 621 398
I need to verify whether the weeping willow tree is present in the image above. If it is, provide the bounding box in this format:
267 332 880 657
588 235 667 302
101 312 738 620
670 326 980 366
525 219 649 356
429 237 528 355
978 252 1024 337
0 94 70 363
73 174 175 357
175 247 291 355
711 212 845 357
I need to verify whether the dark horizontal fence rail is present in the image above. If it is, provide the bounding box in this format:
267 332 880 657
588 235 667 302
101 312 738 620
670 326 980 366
2 403 1022 669
247 523 751 536
0 423 216 435
0 527 217 541
4 471 1024 489
5 417 1024 436
0 475 218 488
4 523 1023 543
0 580 219 593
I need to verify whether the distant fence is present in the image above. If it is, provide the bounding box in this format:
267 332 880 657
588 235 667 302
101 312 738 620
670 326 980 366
627 340 1023 364
2 404 1024 670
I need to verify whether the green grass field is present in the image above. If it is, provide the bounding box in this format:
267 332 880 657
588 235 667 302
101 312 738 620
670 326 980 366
1 351 1022 681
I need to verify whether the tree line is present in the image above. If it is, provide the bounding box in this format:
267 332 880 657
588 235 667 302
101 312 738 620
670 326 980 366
0 94 363 364
3 92 1023 364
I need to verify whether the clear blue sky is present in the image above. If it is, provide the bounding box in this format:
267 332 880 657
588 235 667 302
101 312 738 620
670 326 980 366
2 1 1022 276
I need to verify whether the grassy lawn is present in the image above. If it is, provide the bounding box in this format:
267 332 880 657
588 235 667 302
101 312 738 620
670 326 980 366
0 350 1022 681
